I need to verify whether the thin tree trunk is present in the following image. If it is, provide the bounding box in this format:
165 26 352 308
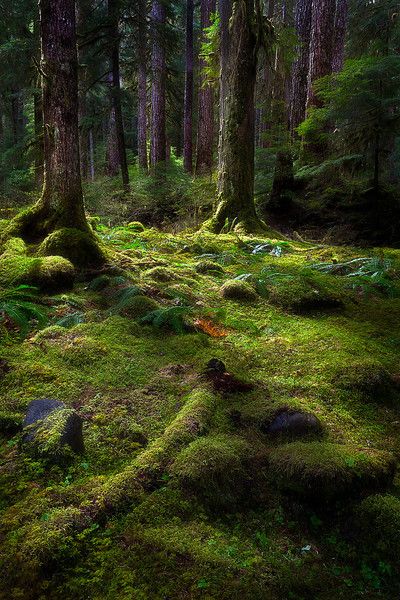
332 0 348 73
150 0 167 170
106 98 120 176
89 129 95 181
33 76 44 188
195 0 216 175
10 88 24 145
218 0 232 173
306 0 336 109
184 0 194 173
290 0 312 135
76 0 91 180
108 0 129 189
137 0 148 171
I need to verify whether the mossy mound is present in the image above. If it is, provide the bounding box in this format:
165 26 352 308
38 228 105 268
221 279 258 302
1 237 27 256
268 442 395 501
127 221 145 232
0 250 75 293
332 359 393 401
170 434 253 508
121 295 160 320
357 494 400 560
195 261 224 275
265 274 344 312
144 266 177 282
0 410 22 434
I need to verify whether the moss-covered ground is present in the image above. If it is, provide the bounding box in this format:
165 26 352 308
0 221 400 599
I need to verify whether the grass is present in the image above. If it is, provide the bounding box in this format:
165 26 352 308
0 220 399 599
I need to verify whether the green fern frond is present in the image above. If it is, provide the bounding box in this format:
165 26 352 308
140 306 193 334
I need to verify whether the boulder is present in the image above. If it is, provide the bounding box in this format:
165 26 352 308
262 409 322 438
23 399 84 458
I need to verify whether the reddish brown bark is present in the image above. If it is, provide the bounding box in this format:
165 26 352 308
183 0 194 173
196 0 216 175
332 0 348 73
137 0 148 170
150 0 166 169
306 0 336 109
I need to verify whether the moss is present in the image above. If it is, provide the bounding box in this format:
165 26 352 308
0 253 75 292
268 442 395 501
0 410 22 434
59 336 108 366
265 274 344 312
221 279 258 301
1 237 26 256
23 407 83 462
120 295 160 320
332 359 393 401
127 221 145 232
357 494 400 560
195 261 224 275
38 228 105 268
170 434 253 508
144 266 177 282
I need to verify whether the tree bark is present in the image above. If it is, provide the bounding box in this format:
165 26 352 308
105 94 120 177
108 0 129 189
306 0 336 109
332 0 348 73
195 0 216 176
183 0 194 173
217 0 232 171
150 0 167 170
76 0 91 180
33 76 44 188
207 0 265 233
137 0 148 171
290 0 312 135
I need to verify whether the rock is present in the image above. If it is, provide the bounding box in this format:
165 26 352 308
262 409 322 437
221 280 258 302
23 399 84 457
205 358 226 374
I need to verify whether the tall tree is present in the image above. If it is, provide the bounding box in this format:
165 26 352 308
207 0 271 232
137 0 148 170
183 0 194 173
150 0 167 169
107 0 129 189
290 0 312 134
332 0 348 73
76 0 91 180
195 0 216 175
306 0 336 109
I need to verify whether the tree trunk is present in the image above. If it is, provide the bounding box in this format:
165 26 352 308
183 0 194 173
207 0 265 233
218 0 232 171
108 0 129 189
150 0 167 170
332 0 348 73
89 129 95 181
33 76 44 188
137 0 148 171
10 88 24 145
290 0 312 135
76 0 91 180
195 0 216 175
306 0 336 109
106 97 120 176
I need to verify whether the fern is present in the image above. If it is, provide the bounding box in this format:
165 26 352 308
55 312 86 328
140 306 193 334
0 285 48 335
107 285 142 315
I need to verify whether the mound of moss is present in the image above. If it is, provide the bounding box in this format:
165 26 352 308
170 434 253 508
357 494 400 560
144 266 177 282
265 274 344 312
122 295 160 320
332 359 393 401
268 442 395 501
221 279 258 302
39 228 105 268
195 261 224 275
127 221 145 232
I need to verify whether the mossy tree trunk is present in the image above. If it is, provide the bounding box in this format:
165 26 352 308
207 0 267 233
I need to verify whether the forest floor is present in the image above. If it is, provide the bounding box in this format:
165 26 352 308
0 221 400 599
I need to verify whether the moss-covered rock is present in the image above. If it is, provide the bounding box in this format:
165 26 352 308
195 261 224 275
0 253 75 292
38 228 105 268
127 221 145 232
1 237 27 256
221 279 258 301
332 359 393 401
170 434 253 508
122 295 160 320
265 274 344 312
268 442 395 501
144 266 177 282
357 494 400 560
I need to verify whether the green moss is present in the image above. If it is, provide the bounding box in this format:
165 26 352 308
195 261 224 275
1 237 26 256
23 407 83 462
38 228 105 268
332 359 393 400
170 434 253 508
268 442 395 500
357 494 400 560
221 279 258 301
144 266 177 282
0 253 75 292
127 221 145 232
120 295 160 320
0 410 22 434
265 273 345 312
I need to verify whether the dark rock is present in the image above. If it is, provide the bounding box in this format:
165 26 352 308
23 398 84 455
262 409 322 437
205 358 226 374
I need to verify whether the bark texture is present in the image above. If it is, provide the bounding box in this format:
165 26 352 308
137 0 148 170
290 0 312 134
306 0 336 109
195 0 216 175
76 0 91 180
332 0 348 73
183 0 194 173
150 0 167 169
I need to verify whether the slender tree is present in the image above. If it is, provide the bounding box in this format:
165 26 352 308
290 0 312 134
183 0 194 173
332 0 348 73
207 0 272 232
306 0 336 109
150 0 167 169
195 0 216 175
76 0 91 180
137 0 148 170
